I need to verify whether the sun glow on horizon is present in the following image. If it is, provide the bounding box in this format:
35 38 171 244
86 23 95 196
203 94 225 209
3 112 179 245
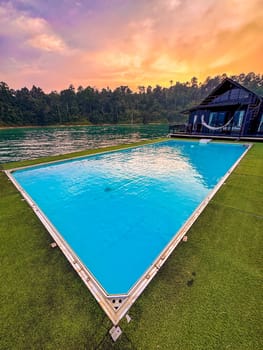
0 0 262 92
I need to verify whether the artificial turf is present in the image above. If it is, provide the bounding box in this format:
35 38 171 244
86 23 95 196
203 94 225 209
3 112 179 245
0 140 262 349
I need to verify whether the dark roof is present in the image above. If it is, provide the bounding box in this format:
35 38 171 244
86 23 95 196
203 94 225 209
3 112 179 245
200 78 260 102
183 78 262 113
188 101 241 110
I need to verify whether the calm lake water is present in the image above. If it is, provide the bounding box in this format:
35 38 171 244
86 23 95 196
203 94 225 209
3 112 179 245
0 124 168 164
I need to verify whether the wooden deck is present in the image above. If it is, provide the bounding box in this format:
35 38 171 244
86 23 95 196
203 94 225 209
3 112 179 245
169 132 263 142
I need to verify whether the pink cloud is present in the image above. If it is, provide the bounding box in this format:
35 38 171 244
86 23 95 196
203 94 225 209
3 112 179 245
1 0 262 91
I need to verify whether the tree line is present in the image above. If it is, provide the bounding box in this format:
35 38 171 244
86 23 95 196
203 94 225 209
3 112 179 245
0 72 262 126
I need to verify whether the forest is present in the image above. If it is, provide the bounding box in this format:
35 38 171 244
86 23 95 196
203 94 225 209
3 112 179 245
0 72 262 126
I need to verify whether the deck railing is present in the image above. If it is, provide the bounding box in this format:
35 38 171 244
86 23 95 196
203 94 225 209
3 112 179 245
169 123 263 138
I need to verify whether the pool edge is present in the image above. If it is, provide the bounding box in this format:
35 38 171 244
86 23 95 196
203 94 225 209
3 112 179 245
4 141 253 325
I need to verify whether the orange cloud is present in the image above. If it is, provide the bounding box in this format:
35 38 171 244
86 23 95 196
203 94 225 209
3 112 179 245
1 0 262 91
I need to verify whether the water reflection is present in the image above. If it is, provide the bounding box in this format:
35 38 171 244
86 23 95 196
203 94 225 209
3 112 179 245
0 124 167 163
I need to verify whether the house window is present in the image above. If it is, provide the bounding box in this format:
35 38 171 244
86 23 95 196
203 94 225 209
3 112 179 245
232 110 245 130
213 91 230 103
209 112 216 126
239 90 250 100
208 111 226 126
258 113 263 133
230 88 240 100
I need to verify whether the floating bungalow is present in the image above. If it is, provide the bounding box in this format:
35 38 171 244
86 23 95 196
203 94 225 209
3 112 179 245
169 78 263 140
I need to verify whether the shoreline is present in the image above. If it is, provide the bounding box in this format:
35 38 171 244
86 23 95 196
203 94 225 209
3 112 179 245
0 122 167 130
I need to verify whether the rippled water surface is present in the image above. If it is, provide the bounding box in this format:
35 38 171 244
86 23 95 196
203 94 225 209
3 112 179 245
13 140 247 294
0 124 168 163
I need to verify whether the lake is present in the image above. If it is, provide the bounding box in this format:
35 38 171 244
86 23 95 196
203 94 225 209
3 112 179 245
0 124 168 164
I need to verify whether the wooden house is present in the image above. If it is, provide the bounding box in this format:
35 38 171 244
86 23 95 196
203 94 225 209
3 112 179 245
170 78 263 139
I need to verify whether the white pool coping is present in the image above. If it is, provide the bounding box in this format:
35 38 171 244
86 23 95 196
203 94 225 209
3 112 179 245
5 140 252 325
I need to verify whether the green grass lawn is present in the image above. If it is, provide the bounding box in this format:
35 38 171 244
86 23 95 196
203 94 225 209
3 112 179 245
0 140 262 350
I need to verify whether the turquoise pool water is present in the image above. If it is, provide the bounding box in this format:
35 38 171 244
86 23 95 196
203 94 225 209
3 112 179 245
12 140 247 294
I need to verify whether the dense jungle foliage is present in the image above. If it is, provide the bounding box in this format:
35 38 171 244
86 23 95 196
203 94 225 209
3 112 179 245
0 72 262 126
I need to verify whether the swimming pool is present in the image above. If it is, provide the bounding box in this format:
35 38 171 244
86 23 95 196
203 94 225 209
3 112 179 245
7 140 250 324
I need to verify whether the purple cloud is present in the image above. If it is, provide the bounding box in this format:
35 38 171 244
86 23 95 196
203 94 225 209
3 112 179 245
0 0 262 91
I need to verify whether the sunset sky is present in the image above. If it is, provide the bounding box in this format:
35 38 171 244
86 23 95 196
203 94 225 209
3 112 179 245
0 0 262 92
